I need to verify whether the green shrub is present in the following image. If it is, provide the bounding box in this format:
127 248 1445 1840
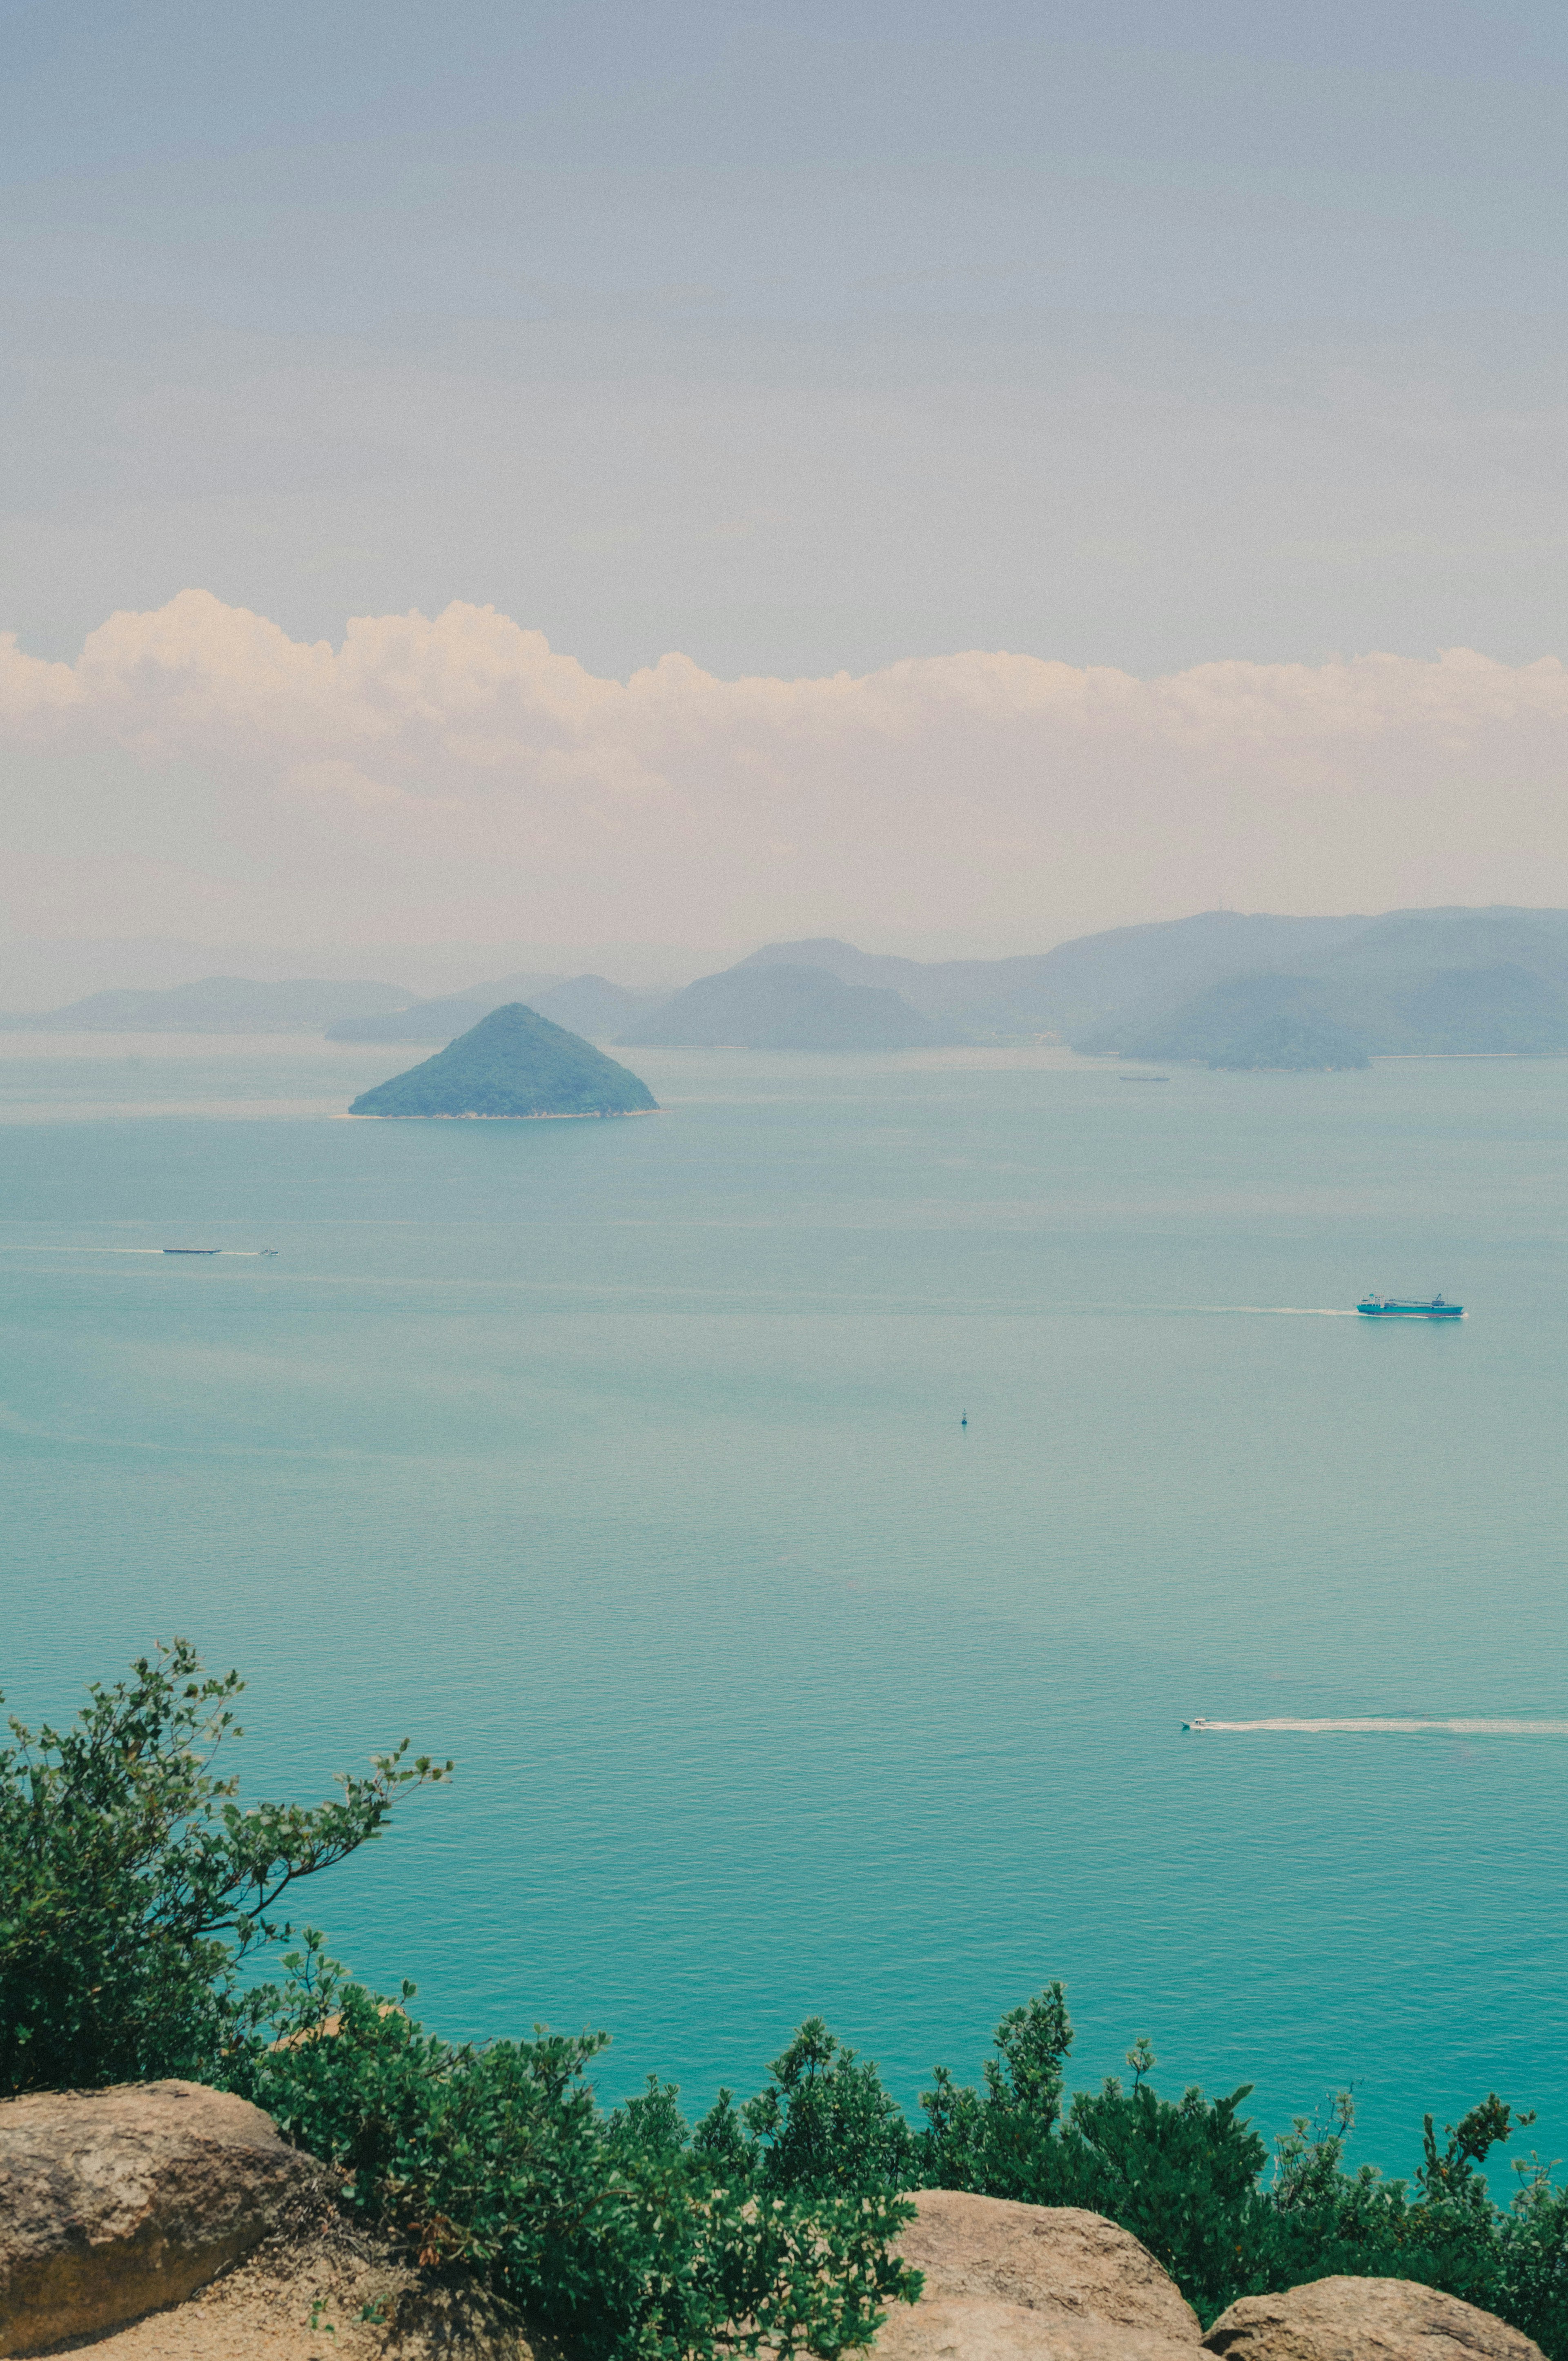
693 2021 922 2198
909 2000 1568 2348
230 1940 921 2361
0 1639 449 2094
0 1641 921 2360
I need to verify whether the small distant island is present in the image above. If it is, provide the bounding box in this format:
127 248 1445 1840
347 1003 658 1119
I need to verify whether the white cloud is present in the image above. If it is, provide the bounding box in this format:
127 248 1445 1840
2 590 1566 951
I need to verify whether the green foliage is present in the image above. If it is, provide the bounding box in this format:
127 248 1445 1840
914 2007 1267 2311
230 1940 921 2361
1054 2072 1266 2307
699 2020 920 2198
915 1980 1074 2196
0 1639 450 2094
911 1997 1568 2349
1224 2088 1568 2344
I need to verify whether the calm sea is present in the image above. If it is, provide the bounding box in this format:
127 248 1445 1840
3 1031 1566 2182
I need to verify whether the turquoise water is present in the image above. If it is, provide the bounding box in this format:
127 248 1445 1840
3 1032 1567 2182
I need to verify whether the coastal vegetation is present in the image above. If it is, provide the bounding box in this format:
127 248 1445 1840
7 1643 1568 2357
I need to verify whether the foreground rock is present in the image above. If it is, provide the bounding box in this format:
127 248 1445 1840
52 2211 545 2361
0 2081 325 2355
1203 2275 1546 2359
875 2190 1203 2359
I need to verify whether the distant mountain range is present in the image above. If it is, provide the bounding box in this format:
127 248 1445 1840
1081 910 1568 1067
727 916 1375 1037
327 973 660 1044
0 971 659 1040
0 977 414 1033
7 907 1568 1066
656 909 1568 1062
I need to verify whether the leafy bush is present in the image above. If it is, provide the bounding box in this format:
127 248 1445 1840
693 2021 922 2198
0 1639 450 2094
230 1940 920 2361
909 2009 1567 2350
701 1987 1568 2352
0 1642 920 2361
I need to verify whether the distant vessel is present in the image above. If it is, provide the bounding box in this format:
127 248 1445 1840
163 1247 220 1256
1183 1718 1213 1730
1357 1294 1463 1319
1119 1075 1169 1083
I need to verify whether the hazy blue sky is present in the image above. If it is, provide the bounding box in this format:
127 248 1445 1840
4 2 1568 974
7 0 1568 679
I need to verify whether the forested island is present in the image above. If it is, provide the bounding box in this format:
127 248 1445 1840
348 1002 657 1119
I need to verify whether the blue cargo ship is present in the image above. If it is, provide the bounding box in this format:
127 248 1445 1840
1357 1293 1463 1319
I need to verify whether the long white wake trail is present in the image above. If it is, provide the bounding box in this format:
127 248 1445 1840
1190 1717 1568 1735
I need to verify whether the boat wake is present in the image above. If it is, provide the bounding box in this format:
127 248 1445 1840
1187 1717 1568 1735
1128 1305 1361 1317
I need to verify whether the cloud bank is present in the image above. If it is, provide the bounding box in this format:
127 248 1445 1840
2 590 1566 951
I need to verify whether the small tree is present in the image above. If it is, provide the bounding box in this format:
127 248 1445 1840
920 1980 1076 2193
0 1638 450 2094
706 2018 920 2196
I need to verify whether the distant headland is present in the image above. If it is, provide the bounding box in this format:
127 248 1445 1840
347 1003 657 1119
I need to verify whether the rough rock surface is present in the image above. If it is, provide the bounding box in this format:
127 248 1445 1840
1202 2275 1546 2360
875 2190 1203 2360
0 2080 326 2356
49 2212 548 2361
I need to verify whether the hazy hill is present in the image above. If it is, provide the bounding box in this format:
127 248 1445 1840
1312 907 1568 985
0 977 414 1033
349 1003 657 1118
330 995 495 1044
740 910 1568 1052
329 973 659 1044
620 962 940 1050
531 976 664 1038
738 915 1374 1036
1094 959 1568 1067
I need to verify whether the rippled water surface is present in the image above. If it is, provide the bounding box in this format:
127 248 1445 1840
4 1030 1566 2174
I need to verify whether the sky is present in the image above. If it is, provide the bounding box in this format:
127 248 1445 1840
3 0 1568 987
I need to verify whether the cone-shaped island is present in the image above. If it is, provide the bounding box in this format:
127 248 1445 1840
348 1002 658 1119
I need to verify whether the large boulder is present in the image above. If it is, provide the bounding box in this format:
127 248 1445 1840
875 2190 1203 2359
1203 2275 1546 2359
0 2080 325 2355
